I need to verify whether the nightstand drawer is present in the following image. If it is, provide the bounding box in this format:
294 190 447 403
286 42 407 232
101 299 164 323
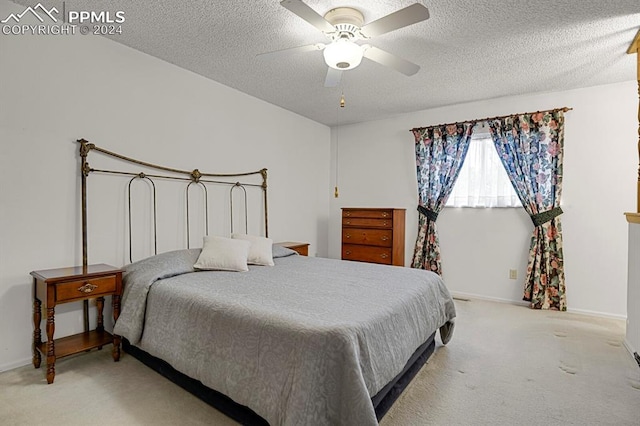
342 218 393 228
56 275 117 303
342 244 392 265
342 228 393 247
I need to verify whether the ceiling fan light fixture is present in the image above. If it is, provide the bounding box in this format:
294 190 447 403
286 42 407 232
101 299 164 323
323 39 363 70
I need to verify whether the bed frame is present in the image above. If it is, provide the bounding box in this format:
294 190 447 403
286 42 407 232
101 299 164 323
123 334 436 423
78 138 269 261
77 138 438 423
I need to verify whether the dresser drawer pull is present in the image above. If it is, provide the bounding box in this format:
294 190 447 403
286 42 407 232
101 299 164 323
345 212 351 217
345 220 351 225
380 254 389 259
381 236 389 241
382 212 389 217
78 283 98 294
382 221 388 226
345 234 351 239
345 250 352 255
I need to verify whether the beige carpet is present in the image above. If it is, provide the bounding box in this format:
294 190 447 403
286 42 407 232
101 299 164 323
1 298 639 425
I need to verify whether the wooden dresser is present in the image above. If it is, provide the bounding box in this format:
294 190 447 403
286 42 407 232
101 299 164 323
341 208 406 266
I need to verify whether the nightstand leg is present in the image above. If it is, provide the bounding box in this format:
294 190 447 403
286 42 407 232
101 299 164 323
32 298 41 368
96 296 104 332
112 294 121 361
45 307 55 384
96 296 104 350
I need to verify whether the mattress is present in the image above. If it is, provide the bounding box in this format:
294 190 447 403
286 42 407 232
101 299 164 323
114 248 456 425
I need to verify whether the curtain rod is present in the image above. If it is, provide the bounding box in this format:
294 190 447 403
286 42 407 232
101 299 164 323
410 106 573 132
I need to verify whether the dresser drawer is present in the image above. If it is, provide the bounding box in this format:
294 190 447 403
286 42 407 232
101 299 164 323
342 209 393 219
342 244 392 265
342 228 393 247
56 275 117 303
342 217 393 228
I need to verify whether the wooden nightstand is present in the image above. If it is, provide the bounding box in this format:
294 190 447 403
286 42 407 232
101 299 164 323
30 264 123 384
276 242 310 256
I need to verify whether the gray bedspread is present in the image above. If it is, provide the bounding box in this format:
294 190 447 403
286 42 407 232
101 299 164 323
114 249 456 426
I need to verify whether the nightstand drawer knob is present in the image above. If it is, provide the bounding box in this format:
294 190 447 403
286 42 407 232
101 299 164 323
78 283 98 294
345 250 351 255
380 254 389 259
346 234 351 239
381 236 389 241
382 212 389 217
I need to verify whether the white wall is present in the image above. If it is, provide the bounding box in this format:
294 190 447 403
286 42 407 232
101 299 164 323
0 0 330 371
329 81 638 318
625 222 640 357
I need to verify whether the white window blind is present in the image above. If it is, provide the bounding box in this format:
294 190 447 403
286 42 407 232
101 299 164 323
446 133 522 208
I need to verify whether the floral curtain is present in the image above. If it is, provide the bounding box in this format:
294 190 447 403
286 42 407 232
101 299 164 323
488 110 566 310
411 123 474 274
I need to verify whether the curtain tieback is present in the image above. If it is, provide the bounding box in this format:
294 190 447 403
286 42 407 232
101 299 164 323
530 207 563 227
417 205 439 222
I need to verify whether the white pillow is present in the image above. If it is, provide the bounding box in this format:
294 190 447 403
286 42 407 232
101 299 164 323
231 233 274 266
194 236 251 272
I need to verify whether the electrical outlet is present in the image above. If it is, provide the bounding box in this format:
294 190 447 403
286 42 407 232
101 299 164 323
509 269 518 280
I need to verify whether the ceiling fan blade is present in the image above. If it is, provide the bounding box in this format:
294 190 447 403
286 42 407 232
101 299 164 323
280 0 335 33
362 45 420 76
324 67 343 87
257 43 325 60
360 3 430 38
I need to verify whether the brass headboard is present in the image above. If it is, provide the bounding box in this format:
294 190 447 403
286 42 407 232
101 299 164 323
78 138 268 268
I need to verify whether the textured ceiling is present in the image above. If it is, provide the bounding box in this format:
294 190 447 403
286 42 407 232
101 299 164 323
16 0 640 126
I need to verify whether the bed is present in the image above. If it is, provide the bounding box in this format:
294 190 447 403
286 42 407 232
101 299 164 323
77 140 456 425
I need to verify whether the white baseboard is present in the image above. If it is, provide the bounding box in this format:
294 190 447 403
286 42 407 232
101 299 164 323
451 291 530 307
623 338 637 359
452 291 627 321
566 307 627 321
0 357 32 373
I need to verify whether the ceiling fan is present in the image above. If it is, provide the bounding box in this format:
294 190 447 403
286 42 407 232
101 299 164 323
259 0 430 87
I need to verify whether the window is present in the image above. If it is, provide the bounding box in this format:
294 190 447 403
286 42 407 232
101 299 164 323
446 130 521 208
